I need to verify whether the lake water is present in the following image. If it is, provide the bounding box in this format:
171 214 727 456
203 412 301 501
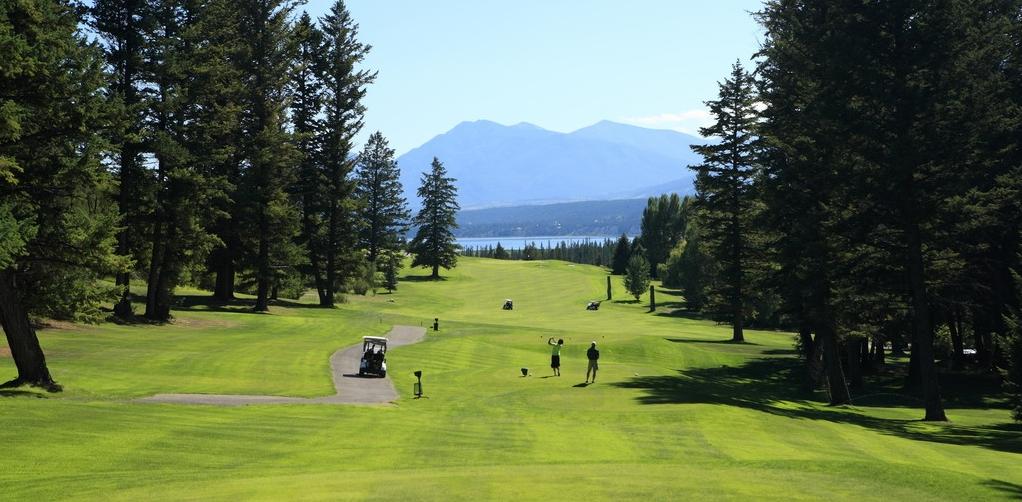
457 236 619 250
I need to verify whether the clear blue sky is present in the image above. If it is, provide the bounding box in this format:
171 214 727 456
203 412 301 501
303 1 766 154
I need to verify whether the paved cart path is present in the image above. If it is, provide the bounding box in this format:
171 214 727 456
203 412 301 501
138 325 427 406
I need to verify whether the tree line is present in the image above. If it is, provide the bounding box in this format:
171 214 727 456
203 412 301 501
628 1 1022 422
0 0 459 391
463 239 618 266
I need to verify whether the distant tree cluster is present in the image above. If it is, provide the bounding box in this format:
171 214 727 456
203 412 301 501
662 1 1022 422
462 238 618 267
0 0 462 390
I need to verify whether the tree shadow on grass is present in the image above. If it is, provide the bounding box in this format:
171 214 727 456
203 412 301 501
172 295 324 314
984 480 1022 498
0 389 46 399
401 275 448 282
666 338 760 346
654 307 712 320
612 299 641 304
612 357 1022 455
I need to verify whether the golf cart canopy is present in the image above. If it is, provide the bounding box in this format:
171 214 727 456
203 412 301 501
362 336 388 350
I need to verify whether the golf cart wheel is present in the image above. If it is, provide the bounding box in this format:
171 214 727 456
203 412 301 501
380 371 386 378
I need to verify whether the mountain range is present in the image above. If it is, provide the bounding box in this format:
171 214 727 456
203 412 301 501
396 120 707 210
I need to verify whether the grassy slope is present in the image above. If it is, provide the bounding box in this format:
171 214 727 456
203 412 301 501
1 258 1020 500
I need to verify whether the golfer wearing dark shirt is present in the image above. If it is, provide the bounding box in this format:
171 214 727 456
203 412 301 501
586 342 600 383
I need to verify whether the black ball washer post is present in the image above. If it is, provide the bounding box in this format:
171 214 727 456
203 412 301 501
414 370 424 398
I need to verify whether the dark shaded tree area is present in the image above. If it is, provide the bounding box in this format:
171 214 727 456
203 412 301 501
1 0 127 389
0 0 403 389
664 0 1022 421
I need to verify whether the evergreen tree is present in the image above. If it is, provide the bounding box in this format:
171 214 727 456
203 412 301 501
0 0 125 390
756 0 852 404
141 0 223 321
290 12 329 304
624 249 651 301
355 132 409 263
89 0 152 317
689 61 761 343
235 0 301 312
610 234 631 274
494 242 509 260
409 157 459 279
316 0 375 306
189 0 245 303
379 248 401 293
677 223 712 311
639 193 686 278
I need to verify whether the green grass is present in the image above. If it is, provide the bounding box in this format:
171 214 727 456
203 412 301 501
1 258 1021 500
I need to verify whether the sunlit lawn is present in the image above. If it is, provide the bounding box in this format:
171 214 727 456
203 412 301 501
1 258 1020 500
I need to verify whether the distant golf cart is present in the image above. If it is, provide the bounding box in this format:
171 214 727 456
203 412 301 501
503 299 514 310
586 301 601 311
358 336 388 377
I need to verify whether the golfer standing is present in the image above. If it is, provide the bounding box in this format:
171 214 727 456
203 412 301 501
548 338 563 376
586 342 600 383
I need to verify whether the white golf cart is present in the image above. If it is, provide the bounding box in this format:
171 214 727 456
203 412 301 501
358 336 388 377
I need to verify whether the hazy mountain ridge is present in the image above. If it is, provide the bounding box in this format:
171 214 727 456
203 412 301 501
397 120 704 209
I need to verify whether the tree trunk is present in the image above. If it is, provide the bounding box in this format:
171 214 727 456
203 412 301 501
113 145 137 318
431 264 439 279
606 276 612 301
819 322 850 405
145 214 166 320
874 336 886 366
859 337 872 373
906 224 947 421
323 198 338 307
649 285 656 312
0 269 60 391
948 309 965 370
732 308 744 342
212 235 236 302
254 210 270 312
302 204 328 307
801 327 823 391
846 337 863 390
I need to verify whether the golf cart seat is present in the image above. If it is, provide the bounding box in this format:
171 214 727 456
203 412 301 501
358 336 388 377
503 299 513 310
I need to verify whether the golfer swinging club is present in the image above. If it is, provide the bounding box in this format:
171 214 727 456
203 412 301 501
548 338 563 376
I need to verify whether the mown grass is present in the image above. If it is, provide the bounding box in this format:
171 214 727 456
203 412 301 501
1 258 1020 500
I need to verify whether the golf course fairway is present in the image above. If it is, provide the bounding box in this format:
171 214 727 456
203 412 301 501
1 258 1020 500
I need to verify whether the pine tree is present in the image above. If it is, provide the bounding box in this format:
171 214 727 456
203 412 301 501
235 0 301 312
355 132 410 263
189 0 245 303
141 0 223 321
316 0 375 306
380 248 401 293
639 194 686 278
624 249 651 301
290 11 329 304
689 61 761 343
611 234 631 275
493 242 509 260
409 157 459 279
89 0 151 317
756 0 850 404
0 0 126 390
